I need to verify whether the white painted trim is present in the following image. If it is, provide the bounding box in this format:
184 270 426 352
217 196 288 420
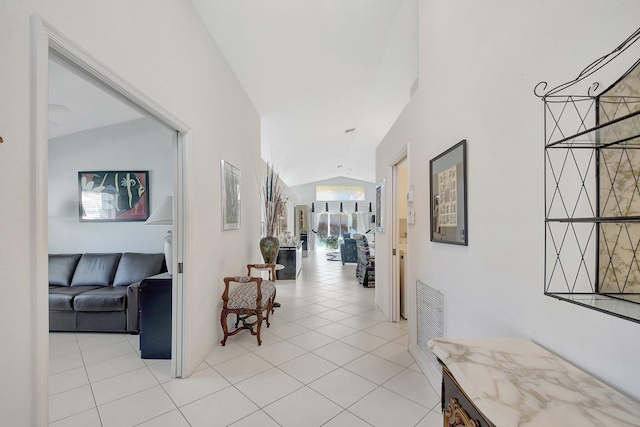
33 17 192 398
31 15 51 427
43 23 189 135
391 164 400 322
409 343 441 398
173 130 189 377
404 142 418 352
389 147 408 323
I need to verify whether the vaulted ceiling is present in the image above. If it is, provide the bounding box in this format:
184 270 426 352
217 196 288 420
48 58 143 140
191 0 419 186
48 1 419 187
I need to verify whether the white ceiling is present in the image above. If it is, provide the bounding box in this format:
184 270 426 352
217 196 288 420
48 1 418 187
192 0 418 186
48 58 143 140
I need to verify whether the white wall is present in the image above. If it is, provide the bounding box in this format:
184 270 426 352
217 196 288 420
376 0 640 400
48 118 174 253
0 1 261 424
397 166 408 220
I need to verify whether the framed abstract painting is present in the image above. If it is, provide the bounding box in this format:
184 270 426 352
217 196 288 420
78 171 150 222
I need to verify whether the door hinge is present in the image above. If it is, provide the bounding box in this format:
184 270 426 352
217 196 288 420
393 248 396 256
178 263 183 274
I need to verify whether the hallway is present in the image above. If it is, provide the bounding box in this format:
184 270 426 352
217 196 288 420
49 251 441 426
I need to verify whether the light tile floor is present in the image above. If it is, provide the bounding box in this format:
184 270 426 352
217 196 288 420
49 251 442 426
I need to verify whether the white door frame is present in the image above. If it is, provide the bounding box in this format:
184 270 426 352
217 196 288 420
32 16 190 424
390 148 408 323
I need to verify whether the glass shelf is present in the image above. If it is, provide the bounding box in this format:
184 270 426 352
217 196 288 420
546 216 640 223
542 28 640 326
546 109 640 149
546 293 640 324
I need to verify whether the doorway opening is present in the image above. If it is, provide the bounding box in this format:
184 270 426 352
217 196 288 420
392 155 409 322
34 18 190 423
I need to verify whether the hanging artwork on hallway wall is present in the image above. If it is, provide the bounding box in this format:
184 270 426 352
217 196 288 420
430 140 468 245
78 171 149 222
221 160 241 230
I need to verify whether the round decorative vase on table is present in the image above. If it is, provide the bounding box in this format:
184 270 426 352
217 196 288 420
260 236 280 264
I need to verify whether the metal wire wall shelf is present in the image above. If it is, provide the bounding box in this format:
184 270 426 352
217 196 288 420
537 27 640 323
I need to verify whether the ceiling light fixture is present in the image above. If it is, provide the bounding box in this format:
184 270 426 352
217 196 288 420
344 128 355 133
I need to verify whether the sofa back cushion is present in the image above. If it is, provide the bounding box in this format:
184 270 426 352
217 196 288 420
113 252 165 286
49 254 82 286
71 253 122 287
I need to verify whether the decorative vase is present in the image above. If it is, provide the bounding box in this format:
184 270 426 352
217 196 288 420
260 236 280 264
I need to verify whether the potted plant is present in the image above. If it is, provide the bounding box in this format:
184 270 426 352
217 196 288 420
260 162 286 263
325 235 339 250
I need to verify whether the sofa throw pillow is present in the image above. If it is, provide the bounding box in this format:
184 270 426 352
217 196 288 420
70 253 122 287
113 252 165 286
49 254 82 286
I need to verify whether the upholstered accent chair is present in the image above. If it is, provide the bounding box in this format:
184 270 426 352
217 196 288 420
220 276 276 346
353 234 375 287
340 236 358 264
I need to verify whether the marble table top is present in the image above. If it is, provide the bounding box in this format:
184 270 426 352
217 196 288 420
428 338 640 427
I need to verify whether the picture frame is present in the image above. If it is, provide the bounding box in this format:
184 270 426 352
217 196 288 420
78 171 149 222
375 179 385 232
430 140 468 245
221 160 241 230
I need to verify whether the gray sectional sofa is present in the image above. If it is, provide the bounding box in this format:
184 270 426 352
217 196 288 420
49 252 166 333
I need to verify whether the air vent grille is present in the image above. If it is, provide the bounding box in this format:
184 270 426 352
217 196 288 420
416 280 445 357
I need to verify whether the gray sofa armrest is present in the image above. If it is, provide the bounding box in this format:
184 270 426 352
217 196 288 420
127 281 142 333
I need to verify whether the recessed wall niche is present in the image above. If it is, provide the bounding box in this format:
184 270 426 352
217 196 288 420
538 27 640 323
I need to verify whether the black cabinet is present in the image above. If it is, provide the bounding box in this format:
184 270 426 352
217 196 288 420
441 364 494 427
300 233 308 257
276 244 302 280
139 273 172 359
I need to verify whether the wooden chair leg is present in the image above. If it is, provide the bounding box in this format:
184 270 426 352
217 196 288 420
270 289 277 315
255 312 263 346
220 309 229 346
264 301 272 327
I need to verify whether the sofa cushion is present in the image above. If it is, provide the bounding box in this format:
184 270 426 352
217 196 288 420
49 254 82 286
49 285 100 311
73 287 128 312
71 253 121 287
113 252 165 287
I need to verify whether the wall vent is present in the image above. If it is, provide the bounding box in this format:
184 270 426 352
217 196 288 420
417 280 445 357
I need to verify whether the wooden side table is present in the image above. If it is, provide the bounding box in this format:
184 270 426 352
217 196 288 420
247 263 283 307
247 263 276 281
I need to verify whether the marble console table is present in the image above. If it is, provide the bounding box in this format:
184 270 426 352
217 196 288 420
428 338 640 427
